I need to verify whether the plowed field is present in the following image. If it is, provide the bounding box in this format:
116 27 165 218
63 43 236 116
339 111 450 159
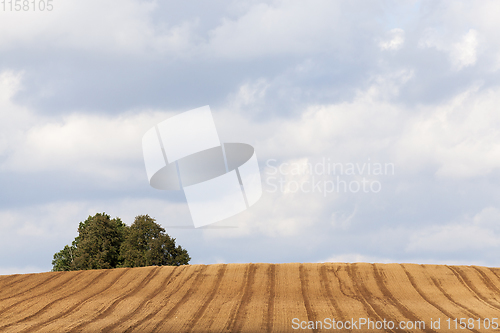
1 263 500 332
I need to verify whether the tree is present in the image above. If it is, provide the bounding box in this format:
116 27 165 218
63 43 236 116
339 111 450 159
72 213 127 270
120 215 190 267
52 213 190 271
51 243 76 271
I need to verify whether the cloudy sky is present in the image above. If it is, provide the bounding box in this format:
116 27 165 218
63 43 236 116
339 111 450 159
2 0 500 274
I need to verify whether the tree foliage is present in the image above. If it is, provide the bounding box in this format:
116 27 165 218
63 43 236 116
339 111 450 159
52 213 190 271
72 213 127 270
51 244 76 272
120 215 190 267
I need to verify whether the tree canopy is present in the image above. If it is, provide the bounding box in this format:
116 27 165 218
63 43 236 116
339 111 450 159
120 215 191 267
52 213 190 271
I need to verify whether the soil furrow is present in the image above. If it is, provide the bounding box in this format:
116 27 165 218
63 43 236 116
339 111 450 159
69 267 160 332
488 267 500 281
319 265 344 321
226 263 256 333
264 264 276 333
0 274 30 291
0 271 83 317
472 266 500 303
122 265 195 333
23 268 131 333
183 265 227 332
426 274 482 333
430 275 481 319
1 270 109 331
400 264 454 319
347 264 396 333
448 266 500 312
0 274 19 287
331 265 358 301
102 266 180 332
299 264 318 333
0 273 62 302
223 265 250 332
151 265 209 333
373 264 437 333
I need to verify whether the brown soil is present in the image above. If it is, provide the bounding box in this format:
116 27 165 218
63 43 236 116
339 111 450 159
1 263 500 332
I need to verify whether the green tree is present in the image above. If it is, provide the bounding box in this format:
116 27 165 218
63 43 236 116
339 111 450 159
52 213 190 271
120 215 190 267
72 213 127 270
51 243 76 271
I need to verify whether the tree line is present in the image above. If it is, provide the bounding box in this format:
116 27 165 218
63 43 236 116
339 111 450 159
52 213 190 271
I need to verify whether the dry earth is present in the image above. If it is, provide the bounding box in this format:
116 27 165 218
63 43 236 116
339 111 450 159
1 263 500 332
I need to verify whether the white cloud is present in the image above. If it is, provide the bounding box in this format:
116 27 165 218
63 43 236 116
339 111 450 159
319 253 394 264
407 224 499 253
0 71 34 157
0 70 183 184
0 202 84 239
406 207 500 254
252 71 410 161
330 206 357 230
221 68 500 182
204 0 380 59
419 28 479 71
473 206 500 229
5 65 500 250
395 84 500 178
379 28 405 51
4 112 154 178
0 0 380 59
423 1 500 71
227 78 270 109
206 1 338 58
201 188 326 240
0 0 196 56
450 29 478 70
5 1 500 273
